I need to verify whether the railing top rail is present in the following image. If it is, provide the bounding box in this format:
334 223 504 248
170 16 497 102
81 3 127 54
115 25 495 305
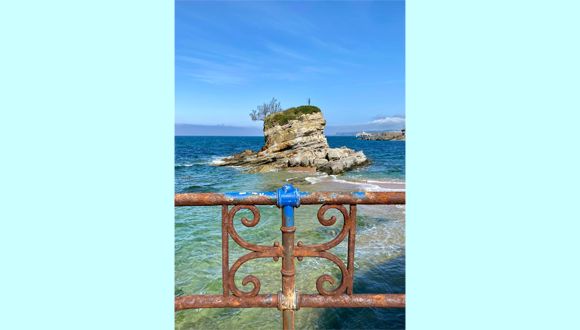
175 191 405 206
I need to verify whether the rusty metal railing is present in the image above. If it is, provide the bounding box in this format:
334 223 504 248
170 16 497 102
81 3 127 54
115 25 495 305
175 184 406 330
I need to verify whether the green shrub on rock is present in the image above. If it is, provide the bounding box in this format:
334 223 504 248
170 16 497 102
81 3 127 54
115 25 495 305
264 105 321 129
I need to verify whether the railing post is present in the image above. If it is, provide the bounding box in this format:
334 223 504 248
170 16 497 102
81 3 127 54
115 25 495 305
277 184 300 330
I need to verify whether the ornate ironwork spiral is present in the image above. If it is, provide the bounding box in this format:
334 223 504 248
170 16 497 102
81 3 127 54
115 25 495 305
227 205 271 253
292 204 355 296
225 205 281 297
227 252 263 297
230 205 260 227
314 252 351 295
315 204 351 251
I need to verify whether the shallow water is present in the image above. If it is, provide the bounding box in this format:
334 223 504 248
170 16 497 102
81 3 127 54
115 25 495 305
175 136 405 329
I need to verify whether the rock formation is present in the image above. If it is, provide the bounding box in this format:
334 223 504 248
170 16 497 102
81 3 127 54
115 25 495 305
361 130 405 141
215 109 370 174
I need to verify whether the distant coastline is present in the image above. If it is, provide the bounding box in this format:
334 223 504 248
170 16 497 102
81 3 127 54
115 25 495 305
335 130 389 136
360 130 405 141
334 129 406 141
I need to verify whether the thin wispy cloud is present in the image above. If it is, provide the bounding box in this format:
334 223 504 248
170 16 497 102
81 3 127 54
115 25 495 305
310 37 352 54
330 80 405 89
180 50 254 63
242 3 317 37
373 113 405 120
332 59 363 67
256 17 314 37
300 66 338 74
265 43 312 62
261 71 303 82
176 6 239 35
176 56 256 71
370 116 406 126
176 56 254 85
176 56 214 66
187 72 245 85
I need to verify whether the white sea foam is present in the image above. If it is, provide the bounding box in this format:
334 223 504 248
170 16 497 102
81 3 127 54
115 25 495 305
302 174 404 191
362 179 406 184
324 176 405 192
304 174 329 184
331 177 388 191
207 156 227 165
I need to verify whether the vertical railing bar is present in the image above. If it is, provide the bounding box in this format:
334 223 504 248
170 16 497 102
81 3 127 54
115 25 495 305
221 204 229 297
281 205 296 330
347 204 357 295
277 185 300 330
283 309 295 330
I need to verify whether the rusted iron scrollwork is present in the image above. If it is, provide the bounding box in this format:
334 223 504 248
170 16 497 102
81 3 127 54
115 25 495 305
222 205 282 297
295 204 357 296
177 187 405 330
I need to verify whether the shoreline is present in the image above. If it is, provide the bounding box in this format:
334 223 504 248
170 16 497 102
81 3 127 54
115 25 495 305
300 173 405 192
364 181 406 190
284 168 405 190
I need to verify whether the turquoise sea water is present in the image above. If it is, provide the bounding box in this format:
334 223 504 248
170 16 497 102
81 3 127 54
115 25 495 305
175 136 405 329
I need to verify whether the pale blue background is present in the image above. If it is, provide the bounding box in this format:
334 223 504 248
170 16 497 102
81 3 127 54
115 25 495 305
0 0 174 329
407 0 580 329
2 1 580 329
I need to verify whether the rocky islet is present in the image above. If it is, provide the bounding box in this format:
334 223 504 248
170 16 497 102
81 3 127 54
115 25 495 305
215 109 371 174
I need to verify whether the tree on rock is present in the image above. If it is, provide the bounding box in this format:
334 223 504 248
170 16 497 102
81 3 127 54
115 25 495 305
249 97 283 121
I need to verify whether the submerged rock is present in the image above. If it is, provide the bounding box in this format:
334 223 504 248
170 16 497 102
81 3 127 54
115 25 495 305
215 108 370 174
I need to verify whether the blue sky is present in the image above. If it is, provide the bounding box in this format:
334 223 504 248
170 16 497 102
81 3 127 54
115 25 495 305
176 1 405 135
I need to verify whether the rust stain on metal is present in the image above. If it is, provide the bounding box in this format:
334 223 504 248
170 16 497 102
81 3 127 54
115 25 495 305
347 205 357 295
221 205 229 297
300 191 405 205
175 193 277 206
175 191 405 206
277 289 299 311
283 310 295 330
175 294 277 311
280 204 297 330
174 293 405 311
300 294 406 308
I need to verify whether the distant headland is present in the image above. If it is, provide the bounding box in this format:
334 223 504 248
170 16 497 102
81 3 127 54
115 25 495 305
358 129 405 141
336 129 406 141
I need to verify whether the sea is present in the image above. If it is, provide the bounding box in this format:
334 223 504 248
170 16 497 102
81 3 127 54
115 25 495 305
175 136 405 330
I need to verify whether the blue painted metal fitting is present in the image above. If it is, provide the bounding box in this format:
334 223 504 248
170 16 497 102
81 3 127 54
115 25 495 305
276 184 300 208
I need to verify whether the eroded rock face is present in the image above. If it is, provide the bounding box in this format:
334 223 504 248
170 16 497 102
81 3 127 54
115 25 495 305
261 112 329 153
215 111 370 174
